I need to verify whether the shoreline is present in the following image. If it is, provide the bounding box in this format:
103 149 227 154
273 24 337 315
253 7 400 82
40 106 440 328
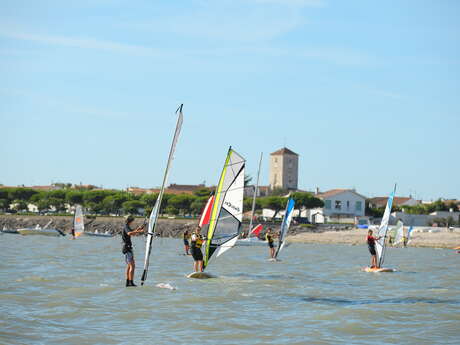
287 228 460 249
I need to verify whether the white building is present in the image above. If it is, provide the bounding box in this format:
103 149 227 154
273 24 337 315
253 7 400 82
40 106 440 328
308 189 366 223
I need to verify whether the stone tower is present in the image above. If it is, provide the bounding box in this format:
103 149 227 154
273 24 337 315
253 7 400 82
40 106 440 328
269 147 299 190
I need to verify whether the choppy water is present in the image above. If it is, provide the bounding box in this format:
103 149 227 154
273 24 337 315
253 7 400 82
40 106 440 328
1 234 459 345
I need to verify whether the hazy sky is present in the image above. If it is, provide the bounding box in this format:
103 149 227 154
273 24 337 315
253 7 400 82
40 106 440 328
1 0 459 200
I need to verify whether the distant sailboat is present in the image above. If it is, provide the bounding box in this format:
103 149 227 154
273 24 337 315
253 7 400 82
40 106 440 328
140 104 183 286
17 220 64 237
74 205 85 238
364 185 396 272
188 147 245 278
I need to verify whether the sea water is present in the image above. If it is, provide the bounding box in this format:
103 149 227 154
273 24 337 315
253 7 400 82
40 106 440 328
0 235 459 345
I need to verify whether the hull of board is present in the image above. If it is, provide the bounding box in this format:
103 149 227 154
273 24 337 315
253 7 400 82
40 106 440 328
363 267 396 273
235 238 267 246
1 229 19 234
187 272 216 279
17 229 61 237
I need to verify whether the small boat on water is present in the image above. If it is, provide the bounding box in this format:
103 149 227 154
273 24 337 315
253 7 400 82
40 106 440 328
1 226 19 234
17 222 65 237
85 230 114 238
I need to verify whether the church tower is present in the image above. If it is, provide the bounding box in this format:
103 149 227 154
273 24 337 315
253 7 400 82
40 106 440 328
269 147 299 190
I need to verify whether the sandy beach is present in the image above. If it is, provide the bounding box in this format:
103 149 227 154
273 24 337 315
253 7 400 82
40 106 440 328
288 227 460 249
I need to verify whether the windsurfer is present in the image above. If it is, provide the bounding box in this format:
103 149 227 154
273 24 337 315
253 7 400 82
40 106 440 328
122 215 145 287
183 230 191 255
367 230 381 268
266 227 276 259
190 226 205 272
70 227 75 240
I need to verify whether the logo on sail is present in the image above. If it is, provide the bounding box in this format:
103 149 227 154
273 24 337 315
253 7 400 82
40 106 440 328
224 201 240 213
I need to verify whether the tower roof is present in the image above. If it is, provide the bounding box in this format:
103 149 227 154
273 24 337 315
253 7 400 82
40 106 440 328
270 147 299 156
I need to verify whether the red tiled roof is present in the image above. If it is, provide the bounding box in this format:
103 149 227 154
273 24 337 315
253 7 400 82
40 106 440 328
270 147 299 156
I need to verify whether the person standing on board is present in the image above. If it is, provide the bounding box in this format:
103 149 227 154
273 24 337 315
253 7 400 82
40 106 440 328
70 226 75 240
367 229 381 268
266 227 276 259
183 230 191 255
190 226 205 272
122 215 145 287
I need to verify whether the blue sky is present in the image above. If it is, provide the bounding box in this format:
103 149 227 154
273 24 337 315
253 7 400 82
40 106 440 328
1 0 459 200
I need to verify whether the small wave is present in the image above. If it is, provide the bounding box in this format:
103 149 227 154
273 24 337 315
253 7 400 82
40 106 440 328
156 283 177 290
300 296 460 306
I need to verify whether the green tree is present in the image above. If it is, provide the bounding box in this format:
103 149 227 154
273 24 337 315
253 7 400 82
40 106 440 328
0 189 10 200
190 196 209 215
0 198 10 211
37 199 51 213
122 200 146 215
12 200 28 212
66 190 84 205
291 192 324 217
260 196 286 220
48 189 67 200
167 194 195 215
141 193 159 208
48 197 66 212
269 187 289 196
8 188 38 201
193 188 212 198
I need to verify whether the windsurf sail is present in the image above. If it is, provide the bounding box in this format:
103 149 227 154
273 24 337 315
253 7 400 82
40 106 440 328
141 104 184 286
375 184 396 267
248 152 263 238
274 197 295 259
406 225 414 244
250 224 263 237
74 205 85 237
203 147 245 269
393 220 404 245
199 194 214 228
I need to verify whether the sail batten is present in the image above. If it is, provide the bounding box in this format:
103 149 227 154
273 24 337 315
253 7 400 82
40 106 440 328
141 105 183 286
204 147 245 269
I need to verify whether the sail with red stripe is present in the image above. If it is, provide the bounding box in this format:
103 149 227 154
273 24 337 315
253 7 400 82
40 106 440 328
199 195 214 228
250 224 263 237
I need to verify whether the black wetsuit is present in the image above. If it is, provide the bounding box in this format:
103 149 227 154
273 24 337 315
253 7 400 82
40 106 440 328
266 233 274 248
183 232 189 246
122 224 133 255
190 233 204 261
367 235 377 255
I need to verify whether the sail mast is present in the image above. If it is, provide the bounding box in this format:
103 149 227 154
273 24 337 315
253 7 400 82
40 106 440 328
141 105 184 285
248 152 263 237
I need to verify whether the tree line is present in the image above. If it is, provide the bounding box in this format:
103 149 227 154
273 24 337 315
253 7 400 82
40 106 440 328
0 187 324 219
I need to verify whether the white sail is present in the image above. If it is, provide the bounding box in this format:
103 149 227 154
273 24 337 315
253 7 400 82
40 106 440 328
141 105 183 285
204 147 245 269
393 220 404 245
74 205 85 237
375 185 396 267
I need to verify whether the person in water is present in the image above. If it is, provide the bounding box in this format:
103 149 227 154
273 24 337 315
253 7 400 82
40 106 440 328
183 230 191 255
266 227 276 259
122 215 145 287
190 226 205 272
367 229 381 268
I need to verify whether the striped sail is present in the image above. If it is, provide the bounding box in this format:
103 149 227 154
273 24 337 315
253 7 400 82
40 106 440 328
74 205 85 237
141 105 183 286
406 225 414 244
204 147 245 269
275 198 295 259
376 185 396 267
